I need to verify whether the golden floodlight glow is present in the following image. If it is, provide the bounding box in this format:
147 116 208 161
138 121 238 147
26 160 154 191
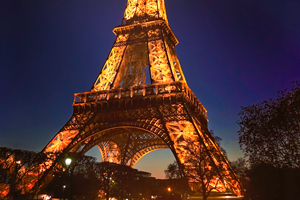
34 0 243 198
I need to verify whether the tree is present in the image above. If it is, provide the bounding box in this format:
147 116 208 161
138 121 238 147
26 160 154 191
238 82 300 168
210 130 227 159
45 155 100 200
182 139 226 200
164 130 240 200
164 161 190 199
246 162 300 200
44 157 156 200
95 162 149 200
164 161 181 179
0 147 49 199
111 164 141 200
230 158 250 199
96 162 118 200
230 158 248 180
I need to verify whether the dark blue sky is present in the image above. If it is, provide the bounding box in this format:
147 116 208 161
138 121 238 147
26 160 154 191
1 0 299 178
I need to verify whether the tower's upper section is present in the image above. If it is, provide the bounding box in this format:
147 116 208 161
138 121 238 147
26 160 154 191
122 0 168 25
73 0 207 119
90 0 186 92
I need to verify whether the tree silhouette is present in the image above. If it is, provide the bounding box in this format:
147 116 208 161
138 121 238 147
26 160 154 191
238 82 300 168
182 139 226 200
165 161 181 179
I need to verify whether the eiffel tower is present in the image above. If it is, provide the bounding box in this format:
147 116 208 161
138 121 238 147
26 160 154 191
37 0 242 196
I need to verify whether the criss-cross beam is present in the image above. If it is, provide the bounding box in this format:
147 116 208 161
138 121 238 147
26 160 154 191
77 127 167 166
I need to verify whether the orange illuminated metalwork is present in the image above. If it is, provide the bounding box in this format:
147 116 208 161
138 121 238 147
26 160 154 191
98 141 121 163
122 0 168 25
46 130 78 153
25 0 243 198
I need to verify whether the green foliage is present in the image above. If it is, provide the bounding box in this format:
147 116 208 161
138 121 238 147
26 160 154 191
238 82 300 168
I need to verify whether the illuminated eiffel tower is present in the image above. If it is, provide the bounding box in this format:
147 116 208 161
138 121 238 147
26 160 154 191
38 0 242 196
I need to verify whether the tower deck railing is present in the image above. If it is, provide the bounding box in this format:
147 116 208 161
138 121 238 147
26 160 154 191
73 81 207 117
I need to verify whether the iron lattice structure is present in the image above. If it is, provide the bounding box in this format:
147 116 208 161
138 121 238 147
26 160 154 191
34 0 241 196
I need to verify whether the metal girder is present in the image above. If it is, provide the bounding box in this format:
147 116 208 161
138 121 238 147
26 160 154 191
98 141 120 163
91 129 168 167
122 0 168 25
23 0 244 198
93 45 126 91
92 19 183 92
39 93 241 196
74 126 169 165
130 143 168 167
45 111 95 153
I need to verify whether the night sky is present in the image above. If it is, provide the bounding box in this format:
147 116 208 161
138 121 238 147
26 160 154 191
1 0 299 179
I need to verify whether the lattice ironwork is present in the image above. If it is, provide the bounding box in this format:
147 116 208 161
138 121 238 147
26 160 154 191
98 141 120 163
130 143 168 167
93 46 126 91
122 0 168 25
45 130 78 153
12 0 244 198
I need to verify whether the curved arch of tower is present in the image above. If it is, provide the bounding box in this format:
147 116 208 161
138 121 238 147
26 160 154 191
19 0 242 197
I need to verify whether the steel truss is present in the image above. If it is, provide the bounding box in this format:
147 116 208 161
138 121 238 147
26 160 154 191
19 0 243 197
